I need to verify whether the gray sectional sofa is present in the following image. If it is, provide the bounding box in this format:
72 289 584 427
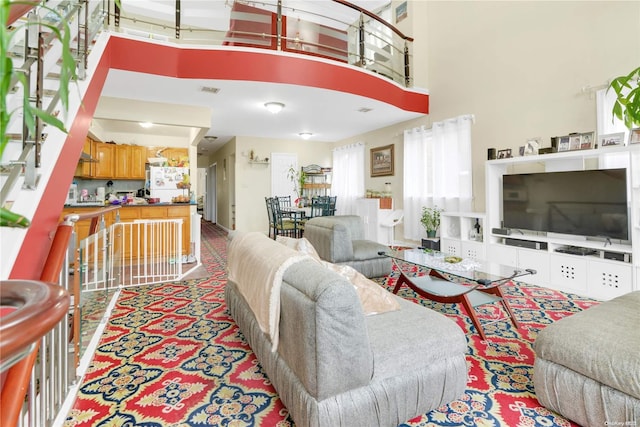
225 232 468 427
533 290 640 426
303 215 391 278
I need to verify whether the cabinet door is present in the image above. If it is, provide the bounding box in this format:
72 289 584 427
167 206 191 256
93 143 115 178
114 145 130 179
163 148 189 167
130 146 146 179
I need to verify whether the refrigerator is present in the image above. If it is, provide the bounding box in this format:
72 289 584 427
148 166 190 203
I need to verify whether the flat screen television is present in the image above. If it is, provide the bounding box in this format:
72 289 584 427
502 168 629 240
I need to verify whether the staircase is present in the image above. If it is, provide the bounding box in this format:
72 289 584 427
1 0 109 279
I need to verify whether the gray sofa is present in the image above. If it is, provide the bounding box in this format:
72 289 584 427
533 290 640 426
303 215 391 278
225 233 468 427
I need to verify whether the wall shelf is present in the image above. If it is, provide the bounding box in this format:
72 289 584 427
248 159 270 165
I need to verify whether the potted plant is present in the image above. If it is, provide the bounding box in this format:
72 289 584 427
1 0 78 227
421 206 443 238
287 166 307 207
608 66 640 129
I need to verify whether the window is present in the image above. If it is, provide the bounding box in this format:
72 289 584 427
403 115 474 240
332 143 365 215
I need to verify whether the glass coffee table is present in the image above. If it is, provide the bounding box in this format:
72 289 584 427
379 248 536 340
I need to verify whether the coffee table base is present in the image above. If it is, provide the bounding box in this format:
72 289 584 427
392 270 520 341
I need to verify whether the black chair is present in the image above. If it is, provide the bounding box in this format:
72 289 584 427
325 196 337 216
270 197 299 238
265 197 276 238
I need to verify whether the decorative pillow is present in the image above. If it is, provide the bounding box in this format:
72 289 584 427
323 262 400 316
276 236 321 262
276 235 399 315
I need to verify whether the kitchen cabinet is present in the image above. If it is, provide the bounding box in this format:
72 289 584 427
147 146 189 167
63 205 192 260
115 205 191 259
60 207 117 243
75 137 94 178
115 144 146 179
75 141 147 179
93 142 115 178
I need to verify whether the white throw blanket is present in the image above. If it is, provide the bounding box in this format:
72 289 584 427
227 232 311 352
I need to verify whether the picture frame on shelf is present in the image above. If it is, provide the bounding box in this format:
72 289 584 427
598 132 626 148
370 144 394 177
496 148 512 159
629 128 640 145
524 137 541 155
579 132 595 150
557 136 571 152
569 134 581 151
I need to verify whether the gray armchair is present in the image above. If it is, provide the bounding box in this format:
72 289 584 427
303 215 391 278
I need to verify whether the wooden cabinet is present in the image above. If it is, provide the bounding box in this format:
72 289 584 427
60 207 117 243
129 145 146 179
115 205 191 259
75 138 94 178
76 141 147 180
115 145 146 179
147 146 189 167
93 142 115 178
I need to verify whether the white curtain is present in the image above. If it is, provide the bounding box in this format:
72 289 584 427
332 143 365 215
403 115 474 241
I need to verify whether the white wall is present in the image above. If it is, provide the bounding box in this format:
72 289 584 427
423 1 640 211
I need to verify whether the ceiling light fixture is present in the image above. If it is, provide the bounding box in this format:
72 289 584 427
264 102 285 114
140 122 153 128
299 132 313 140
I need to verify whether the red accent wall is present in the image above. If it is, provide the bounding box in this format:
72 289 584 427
10 35 428 279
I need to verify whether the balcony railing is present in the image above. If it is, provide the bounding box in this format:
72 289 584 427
110 0 414 87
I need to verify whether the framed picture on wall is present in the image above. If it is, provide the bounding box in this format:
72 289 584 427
371 144 394 177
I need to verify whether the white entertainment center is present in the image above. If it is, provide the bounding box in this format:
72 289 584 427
481 145 640 301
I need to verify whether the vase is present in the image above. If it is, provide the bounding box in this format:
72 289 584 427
427 230 436 238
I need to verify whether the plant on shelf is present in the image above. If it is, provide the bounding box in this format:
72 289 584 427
608 66 640 129
287 166 307 207
1 0 77 227
421 205 443 238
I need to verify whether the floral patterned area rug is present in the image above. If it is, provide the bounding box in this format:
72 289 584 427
64 221 598 427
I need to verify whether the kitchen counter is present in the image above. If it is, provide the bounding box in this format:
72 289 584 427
61 204 194 256
64 203 196 208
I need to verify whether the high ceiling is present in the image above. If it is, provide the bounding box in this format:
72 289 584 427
93 69 427 156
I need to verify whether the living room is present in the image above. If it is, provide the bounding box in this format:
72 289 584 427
3 1 639 426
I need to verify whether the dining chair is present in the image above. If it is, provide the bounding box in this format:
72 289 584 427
265 197 276 238
278 195 293 219
270 197 300 238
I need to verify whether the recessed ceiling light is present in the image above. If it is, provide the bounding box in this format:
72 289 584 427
140 122 153 128
264 102 285 114
299 132 313 140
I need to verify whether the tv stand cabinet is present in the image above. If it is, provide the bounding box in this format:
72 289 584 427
485 146 638 300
